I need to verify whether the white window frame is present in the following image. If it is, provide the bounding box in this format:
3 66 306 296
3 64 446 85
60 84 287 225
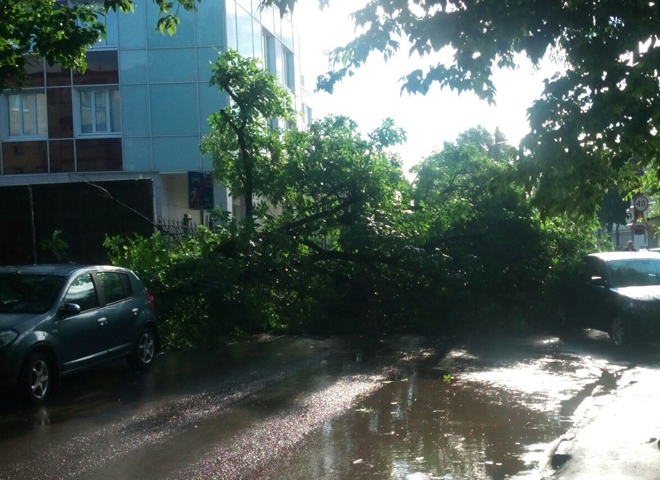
73 86 121 137
262 30 276 74
282 47 295 91
1 90 48 140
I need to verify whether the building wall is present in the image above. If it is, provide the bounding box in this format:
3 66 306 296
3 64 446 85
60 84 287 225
0 0 310 222
115 0 227 175
159 173 230 223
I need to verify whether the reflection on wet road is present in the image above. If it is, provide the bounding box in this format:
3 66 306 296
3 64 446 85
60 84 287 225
0 331 656 479
270 332 639 480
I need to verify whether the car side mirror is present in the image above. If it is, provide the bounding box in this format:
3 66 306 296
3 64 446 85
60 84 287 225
60 303 81 317
590 276 608 287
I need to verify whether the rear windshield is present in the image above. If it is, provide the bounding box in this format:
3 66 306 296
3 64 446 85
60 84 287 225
0 273 66 314
608 259 660 287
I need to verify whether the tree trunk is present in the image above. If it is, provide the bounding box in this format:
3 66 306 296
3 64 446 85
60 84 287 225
242 149 254 219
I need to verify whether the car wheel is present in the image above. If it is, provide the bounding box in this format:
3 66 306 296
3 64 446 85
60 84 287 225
610 315 628 347
20 352 52 405
129 327 156 370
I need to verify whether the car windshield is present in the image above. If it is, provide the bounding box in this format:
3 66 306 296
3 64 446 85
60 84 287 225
608 259 660 287
0 273 66 314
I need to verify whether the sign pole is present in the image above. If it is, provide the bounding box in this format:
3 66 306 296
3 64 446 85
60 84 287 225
28 185 37 264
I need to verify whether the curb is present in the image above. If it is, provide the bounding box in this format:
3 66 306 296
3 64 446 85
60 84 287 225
537 366 635 479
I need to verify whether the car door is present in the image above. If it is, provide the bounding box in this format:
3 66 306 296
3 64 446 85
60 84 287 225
577 257 613 331
95 271 137 357
56 272 109 372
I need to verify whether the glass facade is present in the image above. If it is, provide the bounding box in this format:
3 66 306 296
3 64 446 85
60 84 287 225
150 84 199 137
22 58 45 88
148 48 198 83
152 136 202 171
0 0 310 181
122 137 152 171
49 140 75 173
73 51 119 85
1 141 48 174
119 50 149 84
47 88 74 139
1 48 121 174
76 138 123 172
236 6 254 57
46 63 72 87
120 85 150 136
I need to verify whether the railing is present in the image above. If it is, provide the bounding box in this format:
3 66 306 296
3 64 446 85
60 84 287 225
156 218 200 237
601 226 654 250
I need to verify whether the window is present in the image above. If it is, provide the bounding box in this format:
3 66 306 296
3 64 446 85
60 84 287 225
73 51 119 85
282 47 295 91
262 31 276 74
76 88 120 135
0 273 65 314
268 116 279 130
304 105 313 125
584 258 607 281
6 92 47 138
64 274 99 311
97 272 132 304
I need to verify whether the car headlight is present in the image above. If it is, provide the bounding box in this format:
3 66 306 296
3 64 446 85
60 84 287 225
0 330 18 348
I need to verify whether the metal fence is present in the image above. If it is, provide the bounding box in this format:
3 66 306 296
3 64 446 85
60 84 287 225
156 218 200 238
600 225 657 250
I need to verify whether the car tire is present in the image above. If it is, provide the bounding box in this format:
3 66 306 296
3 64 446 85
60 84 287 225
20 352 52 405
128 327 156 371
609 315 629 347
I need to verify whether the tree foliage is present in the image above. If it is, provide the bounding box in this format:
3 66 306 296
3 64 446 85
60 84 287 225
0 0 199 91
264 0 660 219
111 120 598 346
110 115 419 343
105 53 601 348
200 50 295 220
598 188 629 233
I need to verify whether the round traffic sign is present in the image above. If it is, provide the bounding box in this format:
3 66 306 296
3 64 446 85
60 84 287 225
634 195 649 212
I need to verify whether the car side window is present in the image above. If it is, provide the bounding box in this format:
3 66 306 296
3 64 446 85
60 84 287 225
97 272 132 304
584 258 605 280
64 274 99 311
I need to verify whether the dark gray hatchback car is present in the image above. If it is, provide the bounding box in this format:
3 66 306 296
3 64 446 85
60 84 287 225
0 264 159 404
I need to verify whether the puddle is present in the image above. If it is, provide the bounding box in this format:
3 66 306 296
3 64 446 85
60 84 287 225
269 337 623 480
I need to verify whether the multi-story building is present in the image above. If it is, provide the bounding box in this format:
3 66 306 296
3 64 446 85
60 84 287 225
0 0 312 264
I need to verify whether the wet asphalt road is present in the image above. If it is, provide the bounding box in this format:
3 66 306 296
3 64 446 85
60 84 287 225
0 331 658 480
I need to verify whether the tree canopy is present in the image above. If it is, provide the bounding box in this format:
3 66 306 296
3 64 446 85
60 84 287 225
110 52 600 344
265 0 660 219
111 118 601 344
200 49 296 220
0 0 198 91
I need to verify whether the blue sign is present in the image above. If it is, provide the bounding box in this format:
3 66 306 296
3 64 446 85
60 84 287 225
188 171 214 210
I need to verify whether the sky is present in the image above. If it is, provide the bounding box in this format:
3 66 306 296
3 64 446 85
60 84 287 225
294 1 561 172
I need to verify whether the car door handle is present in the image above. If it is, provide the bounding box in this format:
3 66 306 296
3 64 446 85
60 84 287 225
97 317 108 326
132 308 139 316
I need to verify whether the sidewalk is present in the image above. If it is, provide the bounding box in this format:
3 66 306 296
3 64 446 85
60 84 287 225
541 368 660 480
